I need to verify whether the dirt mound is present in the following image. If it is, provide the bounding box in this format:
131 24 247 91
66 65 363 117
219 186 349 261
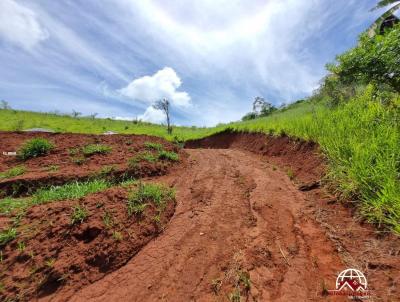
0 132 181 197
0 183 176 301
185 130 325 183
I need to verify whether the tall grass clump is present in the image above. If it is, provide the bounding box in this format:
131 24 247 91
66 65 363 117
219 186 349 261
17 138 54 160
231 85 400 232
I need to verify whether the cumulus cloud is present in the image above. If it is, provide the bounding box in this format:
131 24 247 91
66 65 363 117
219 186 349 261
138 106 166 123
0 0 48 50
119 67 191 107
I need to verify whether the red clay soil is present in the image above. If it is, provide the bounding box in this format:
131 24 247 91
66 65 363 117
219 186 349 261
0 132 181 197
0 184 176 301
2 131 399 301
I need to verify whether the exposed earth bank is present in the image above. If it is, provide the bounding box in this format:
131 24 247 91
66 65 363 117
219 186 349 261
62 132 399 302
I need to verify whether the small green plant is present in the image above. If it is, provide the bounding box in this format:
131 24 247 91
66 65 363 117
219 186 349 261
128 151 157 167
127 182 175 217
45 258 56 268
0 165 26 179
286 168 294 180
0 228 17 245
211 278 222 294
42 165 59 172
70 205 89 225
82 144 112 156
238 270 251 292
68 148 79 156
102 211 114 228
144 141 163 151
17 241 26 252
112 231 123 241
229 289 241 302
17 138 54 160
158 150 179 162
71 156 86 165
98 165 116 177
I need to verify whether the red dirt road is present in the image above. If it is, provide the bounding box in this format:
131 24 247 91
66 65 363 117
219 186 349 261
61 149 347 302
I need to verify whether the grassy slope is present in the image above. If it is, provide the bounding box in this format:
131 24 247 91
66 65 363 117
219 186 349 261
0 89 399 232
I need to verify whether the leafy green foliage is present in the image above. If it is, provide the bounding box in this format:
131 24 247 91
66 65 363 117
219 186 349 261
82 144 112 156
70 205 89 225
0 166 26 179
158 150 179 162
128 151 157 167
17 138 54 160
327 24 400 92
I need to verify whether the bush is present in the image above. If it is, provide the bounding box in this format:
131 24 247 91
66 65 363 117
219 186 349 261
158 150 179 162
82 144 112 156
327 24 400 92
17 138 54 160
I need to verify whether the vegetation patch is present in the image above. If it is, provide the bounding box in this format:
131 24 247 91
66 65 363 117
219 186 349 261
144 141 163 151
82 144 112 156
158 150 179 162
0 166 26 180
70 205 89 225
17 138 54 160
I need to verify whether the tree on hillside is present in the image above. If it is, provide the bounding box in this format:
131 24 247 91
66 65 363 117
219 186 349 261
72 110 82 118
153 98 172 134
0 100 11 110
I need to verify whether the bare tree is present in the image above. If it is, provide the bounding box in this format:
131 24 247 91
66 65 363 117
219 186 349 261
0 100 11 110
153 98 172 134
90 113 98 119
72 110 82 118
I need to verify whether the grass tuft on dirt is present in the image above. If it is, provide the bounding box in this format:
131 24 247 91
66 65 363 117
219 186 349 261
17 138 54 160
82 144 112 156
0 165 26 180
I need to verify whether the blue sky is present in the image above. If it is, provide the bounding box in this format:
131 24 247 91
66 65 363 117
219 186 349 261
0 0 388 126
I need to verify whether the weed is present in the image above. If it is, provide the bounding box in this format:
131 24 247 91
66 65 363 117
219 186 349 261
82 144 112 156
158 150 179 162
238 270 251 292
17 138 54 160
70 205 89 225
128 151 157 167
0 251 3 262
45 258 56 268
17 241 26 252
127 182 175 217
102 211 114 228
98 165 116 177
286 168 294 180
144 141 163 151
229 289 241 302
0 228 17 246
0 165 26 179
68 148 79 156
42 165 59 172
112 231 123 241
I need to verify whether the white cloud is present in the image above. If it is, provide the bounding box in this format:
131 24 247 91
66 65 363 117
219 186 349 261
119 67 191 107
138 106 166 124
0 0 48 50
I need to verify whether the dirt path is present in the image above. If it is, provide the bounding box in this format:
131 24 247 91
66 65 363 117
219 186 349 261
55 148 346 302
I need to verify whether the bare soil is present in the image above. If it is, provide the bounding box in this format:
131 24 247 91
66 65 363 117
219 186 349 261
1 131 399 301
0 132 181 197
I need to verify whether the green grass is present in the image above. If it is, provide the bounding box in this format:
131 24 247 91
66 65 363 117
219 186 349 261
17 138 54 160
70 205 89 225
128 151 158 167
0 179 111 215
144 141 163 151
228 86 400 232
0 228 17 246
158 150 179 162
0 109 222 140
82 144 112 156
127 182 175 216
0 166 26 180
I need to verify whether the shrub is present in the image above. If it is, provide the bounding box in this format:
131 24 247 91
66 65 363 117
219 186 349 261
17 138 54 160
82 144 112 156
158 150 179 162
0 166 26 179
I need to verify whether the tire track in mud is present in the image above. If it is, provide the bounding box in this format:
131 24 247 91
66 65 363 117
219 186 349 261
58 149 346 302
